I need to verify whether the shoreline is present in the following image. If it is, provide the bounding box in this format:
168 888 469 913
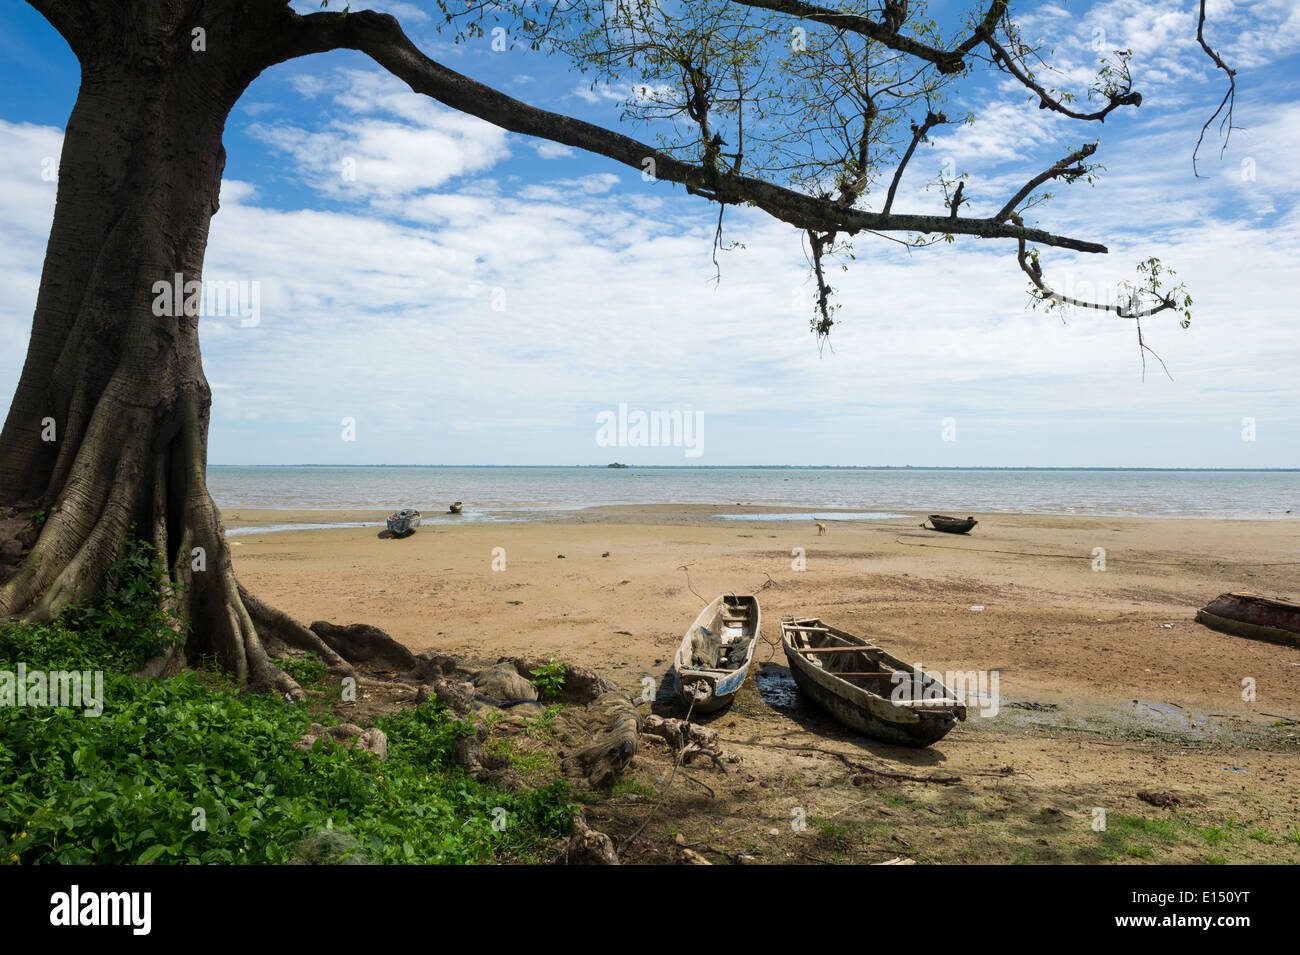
220 502 1300 533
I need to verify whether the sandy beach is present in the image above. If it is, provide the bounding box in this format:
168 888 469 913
227 506 1300 863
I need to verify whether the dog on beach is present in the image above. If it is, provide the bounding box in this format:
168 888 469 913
815 520 826 536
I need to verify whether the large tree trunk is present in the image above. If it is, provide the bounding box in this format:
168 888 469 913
0 3 347 694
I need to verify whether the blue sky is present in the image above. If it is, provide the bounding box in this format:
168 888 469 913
1 0 1298 467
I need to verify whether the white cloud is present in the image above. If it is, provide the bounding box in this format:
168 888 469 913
533 141 575 159
248 70 509 198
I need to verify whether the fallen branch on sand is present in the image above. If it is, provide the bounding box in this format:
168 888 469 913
681 772 716 798
852 767 962 785
732 740 962 784
682 743 729 774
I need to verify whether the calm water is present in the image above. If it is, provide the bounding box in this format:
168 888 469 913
208 466 1299 521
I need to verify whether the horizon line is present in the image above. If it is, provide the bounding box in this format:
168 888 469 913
206 464 1300 472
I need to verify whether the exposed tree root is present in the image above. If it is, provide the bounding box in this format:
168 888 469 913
240 585 355 679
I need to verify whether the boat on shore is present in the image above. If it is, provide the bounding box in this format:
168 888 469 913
926 514 977 534
673 594 761 713
781 616 966 747
1195 591 1300 649
386 508 421 536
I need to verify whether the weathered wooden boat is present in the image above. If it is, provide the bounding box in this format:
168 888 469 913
926 514 977 534
386 508 421 536
448 501 463 514
673 594 761 713
781 616 966 747
1195 592 1300 649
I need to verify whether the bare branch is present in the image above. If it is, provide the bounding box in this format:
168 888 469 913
26 0 117 60
947 179 964 218
1193 0 1238 177
883 109 947 215
807 229 835 338
995 141 1097 221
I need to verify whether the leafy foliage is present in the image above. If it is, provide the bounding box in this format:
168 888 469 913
530 656 568 700
0 620 575 865
60 535 185 669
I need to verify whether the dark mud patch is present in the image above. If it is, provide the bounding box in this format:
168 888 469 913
755 661 802 710
985 697 1295 747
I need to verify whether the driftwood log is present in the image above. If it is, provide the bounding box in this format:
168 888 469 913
562 815 619 865
641 715 719 750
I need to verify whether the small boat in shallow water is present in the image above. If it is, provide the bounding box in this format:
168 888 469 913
926 514 977 534
448 501 463 514
386 508 421 536
1196 592 1300 649
781 616 966 747
673 595 761 713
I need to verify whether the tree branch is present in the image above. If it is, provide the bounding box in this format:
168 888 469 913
1010 215 1175 321
995 141 1097 221
883 109 946 215
730 0 1007 74
986 37 1141 121
267 10 1106 255
1192 0 1237 177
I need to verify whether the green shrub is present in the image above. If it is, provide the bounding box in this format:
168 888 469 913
530 656 567 700
60 536 185 668
278 655 327 689
0 621 575 865
0 619 122 671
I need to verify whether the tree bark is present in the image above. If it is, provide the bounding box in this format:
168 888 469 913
0 3 335 695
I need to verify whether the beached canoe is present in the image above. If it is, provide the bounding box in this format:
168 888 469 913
1195 591 1300 649
386 508 421 536
781 616 966 747
927 514 977 534
673 594 761 713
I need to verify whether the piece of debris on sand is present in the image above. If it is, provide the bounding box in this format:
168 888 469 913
640 714 732 769
1137 790 1180 808
562 814 619 865
554 693 639 788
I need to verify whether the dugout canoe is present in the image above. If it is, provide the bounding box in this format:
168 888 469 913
781 616 966 747
1195 592 1300 649
385 508 421 536
926 514 977 534
673 594 761 714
